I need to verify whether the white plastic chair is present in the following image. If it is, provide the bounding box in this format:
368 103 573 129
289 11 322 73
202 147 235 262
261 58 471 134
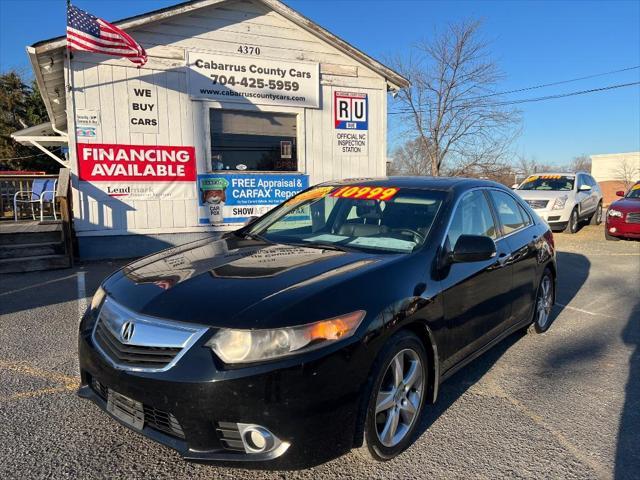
13 178 58 221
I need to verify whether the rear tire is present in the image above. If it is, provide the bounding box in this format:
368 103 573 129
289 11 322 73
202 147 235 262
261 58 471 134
563 208 579 234
529 268 554 334
590 202 603 225
360 330 428 461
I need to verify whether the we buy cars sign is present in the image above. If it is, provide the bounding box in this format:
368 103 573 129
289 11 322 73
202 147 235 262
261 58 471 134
77 143 196 182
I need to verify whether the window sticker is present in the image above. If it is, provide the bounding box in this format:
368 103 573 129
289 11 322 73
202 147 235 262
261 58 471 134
285 186 335 206
331 186 399 201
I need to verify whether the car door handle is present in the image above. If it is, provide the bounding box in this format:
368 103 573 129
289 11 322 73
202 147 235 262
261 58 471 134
497 252 511 266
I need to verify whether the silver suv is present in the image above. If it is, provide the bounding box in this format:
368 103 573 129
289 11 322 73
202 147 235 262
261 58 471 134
513 172 603 233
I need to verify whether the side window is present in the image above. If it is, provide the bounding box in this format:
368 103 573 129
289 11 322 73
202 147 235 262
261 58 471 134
577 175 586 190
517 203 532 226
489 191 527 234
447 190 497 248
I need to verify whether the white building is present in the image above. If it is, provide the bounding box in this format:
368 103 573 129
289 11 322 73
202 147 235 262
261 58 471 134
590 151 640 204
13 0 407 258
590 151 640 183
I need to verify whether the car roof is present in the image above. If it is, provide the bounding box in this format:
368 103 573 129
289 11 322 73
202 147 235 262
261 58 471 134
525 172 581 177
319 176 507 192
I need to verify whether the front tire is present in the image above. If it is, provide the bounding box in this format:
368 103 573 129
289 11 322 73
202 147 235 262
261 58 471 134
529 269 554 334
361 330 428 461
590 202 603 225
564 208 579 234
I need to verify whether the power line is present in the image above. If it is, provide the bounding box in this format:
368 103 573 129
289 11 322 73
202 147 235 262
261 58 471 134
448 65 640 103
388 81 640 114
0 148 62 162
485 81 640 106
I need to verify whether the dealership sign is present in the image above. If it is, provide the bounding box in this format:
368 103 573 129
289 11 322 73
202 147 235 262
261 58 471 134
198 173 309 224
334 91 368 156
187 52 320 108
77 144 196 182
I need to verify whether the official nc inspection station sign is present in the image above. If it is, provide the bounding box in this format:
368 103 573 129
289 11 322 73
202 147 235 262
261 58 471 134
334 91 369 156
198 173 310 224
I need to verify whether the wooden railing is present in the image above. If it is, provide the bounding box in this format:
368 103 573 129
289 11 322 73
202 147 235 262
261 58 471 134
0 174 58 220
56 168 75 266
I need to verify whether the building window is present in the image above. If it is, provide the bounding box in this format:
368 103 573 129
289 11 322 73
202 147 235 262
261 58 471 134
209 109 297 172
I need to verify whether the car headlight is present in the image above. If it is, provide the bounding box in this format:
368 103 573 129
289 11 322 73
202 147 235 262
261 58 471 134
552 195 568 210
608 209 623 218
90 286 106 311
206 310 366 364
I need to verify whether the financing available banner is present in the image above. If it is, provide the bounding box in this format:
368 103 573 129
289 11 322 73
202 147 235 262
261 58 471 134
77 143 196 182
198 173 309 224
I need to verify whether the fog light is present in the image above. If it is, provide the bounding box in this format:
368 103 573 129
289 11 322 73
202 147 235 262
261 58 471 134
242 427 271 452
610 227 617 233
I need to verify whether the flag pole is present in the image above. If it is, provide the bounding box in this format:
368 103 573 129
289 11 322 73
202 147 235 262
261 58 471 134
66 0 73 93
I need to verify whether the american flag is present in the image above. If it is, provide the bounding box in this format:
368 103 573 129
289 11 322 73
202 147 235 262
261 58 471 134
67 4 147 67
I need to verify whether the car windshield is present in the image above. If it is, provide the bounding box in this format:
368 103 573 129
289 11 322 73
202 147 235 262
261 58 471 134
518 175 575 191
626 185 640 199
246 185 445 253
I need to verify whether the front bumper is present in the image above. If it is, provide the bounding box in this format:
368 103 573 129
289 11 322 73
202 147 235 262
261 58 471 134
77 312 374 468
606 216 640 239
529 206 572 230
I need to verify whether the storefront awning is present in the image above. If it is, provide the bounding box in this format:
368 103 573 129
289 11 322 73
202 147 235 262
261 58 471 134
11 122 69 167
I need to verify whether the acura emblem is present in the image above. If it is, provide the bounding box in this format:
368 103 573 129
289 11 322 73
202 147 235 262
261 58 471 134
120 321 135 343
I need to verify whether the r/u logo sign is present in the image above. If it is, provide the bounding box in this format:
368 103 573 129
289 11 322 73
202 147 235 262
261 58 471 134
334 91 368 130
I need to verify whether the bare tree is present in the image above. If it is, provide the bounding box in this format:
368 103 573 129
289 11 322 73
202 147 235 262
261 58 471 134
390 20 521 176
388 138 432 175
514 154 558 178
615 158 640 190
569 154 592 173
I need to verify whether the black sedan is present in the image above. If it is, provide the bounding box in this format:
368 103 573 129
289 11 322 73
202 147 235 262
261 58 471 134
78 177 556 468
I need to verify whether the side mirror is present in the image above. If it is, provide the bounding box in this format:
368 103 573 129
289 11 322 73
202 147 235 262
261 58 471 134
616 190 625 197
578 184 592 191
450 235 497 263
511 183 519 190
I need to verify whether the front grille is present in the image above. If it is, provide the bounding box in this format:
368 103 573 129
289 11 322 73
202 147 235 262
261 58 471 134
547 215 561 221
216 422 245 452
94 319 181 369
525 199 549 209
91 378 185 439
626 212 640 224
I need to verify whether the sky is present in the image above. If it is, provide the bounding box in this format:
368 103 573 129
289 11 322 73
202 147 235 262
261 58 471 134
1 0 639 166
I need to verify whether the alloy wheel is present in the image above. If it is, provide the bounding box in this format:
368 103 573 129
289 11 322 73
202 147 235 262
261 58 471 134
375 348 424 448
536 275 553 329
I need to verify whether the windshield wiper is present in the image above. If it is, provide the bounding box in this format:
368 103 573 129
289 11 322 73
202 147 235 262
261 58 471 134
236 231 270 242
283 240 351 252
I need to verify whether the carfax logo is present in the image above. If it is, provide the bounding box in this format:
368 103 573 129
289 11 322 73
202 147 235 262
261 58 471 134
334 91 368 130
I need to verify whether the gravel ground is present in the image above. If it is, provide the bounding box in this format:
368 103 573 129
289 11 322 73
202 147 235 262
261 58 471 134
0 224 638 479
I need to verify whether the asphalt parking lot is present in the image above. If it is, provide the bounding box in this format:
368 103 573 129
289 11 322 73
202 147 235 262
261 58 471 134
1 225 638 479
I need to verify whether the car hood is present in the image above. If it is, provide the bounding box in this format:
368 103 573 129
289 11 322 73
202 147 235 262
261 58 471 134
103 235 404 329
610 198 640 212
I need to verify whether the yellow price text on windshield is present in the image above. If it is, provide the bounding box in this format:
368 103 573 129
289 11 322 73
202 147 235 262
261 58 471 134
285 186 335 206
331 186 399 201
